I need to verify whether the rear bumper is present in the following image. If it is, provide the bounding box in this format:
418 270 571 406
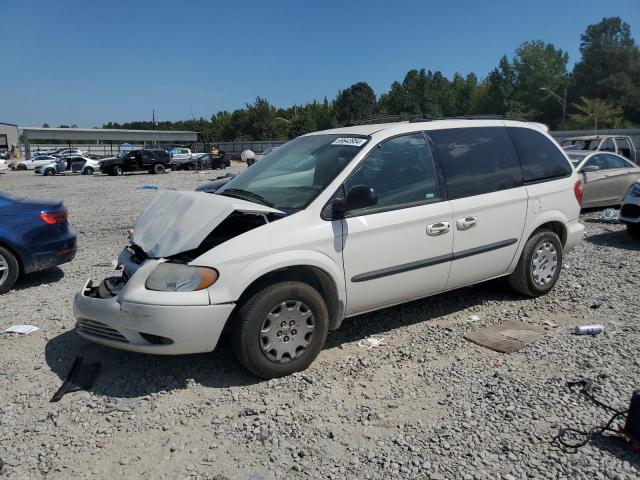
564 219 584 253
74 278 234 355
22 230 77 273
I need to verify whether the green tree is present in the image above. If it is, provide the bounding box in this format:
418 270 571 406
333 82 377 124
568 97 625 131
513 41 568 126
571 17 640 124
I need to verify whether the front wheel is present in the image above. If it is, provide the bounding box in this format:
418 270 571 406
83 167 94 175
44 168 56 176
508 229 563 297
627 222 640 240
0 246 19 294
231 281 329 379
17 164 27 171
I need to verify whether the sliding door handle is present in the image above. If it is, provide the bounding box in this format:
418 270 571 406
426 221 450 236
456 216 478 230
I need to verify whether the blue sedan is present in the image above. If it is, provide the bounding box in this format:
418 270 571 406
0 189 77 293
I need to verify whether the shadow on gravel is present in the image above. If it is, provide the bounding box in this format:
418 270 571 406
44 330 259 399
584 230 640 251
325 277 526 349
13 267 64 291
44 278 525 398
592 435 640 471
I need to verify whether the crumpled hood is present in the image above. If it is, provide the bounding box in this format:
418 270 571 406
132 190 283 258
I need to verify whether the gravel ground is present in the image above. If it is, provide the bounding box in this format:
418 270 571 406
1 167 639 480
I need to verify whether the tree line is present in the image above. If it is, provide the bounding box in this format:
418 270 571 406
99 17 640 142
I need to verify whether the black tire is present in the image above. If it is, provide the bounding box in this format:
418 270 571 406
231 281 329 379
627 223 640 240
0 246 20 295
17 164 27 171
44 168 55 176
113 165 124 176
508 229 563 297
83 167 94 175
153 164 166 174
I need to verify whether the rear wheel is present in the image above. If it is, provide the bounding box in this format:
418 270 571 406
0 246 19 294
113 165 124 176
231 281 329 379
153 164 166 174
627 223 640 240
83 167 94 175
508 229 563 297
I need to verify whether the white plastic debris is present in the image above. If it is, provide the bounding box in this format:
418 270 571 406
357 337 385 349
468 315 481 322
543 320 558 328
4 325 39 334
601 208 619 222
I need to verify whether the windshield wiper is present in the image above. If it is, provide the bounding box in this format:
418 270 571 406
219 188 277 208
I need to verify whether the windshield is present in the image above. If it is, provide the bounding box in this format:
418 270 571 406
561 139 599 151
218 134 368 212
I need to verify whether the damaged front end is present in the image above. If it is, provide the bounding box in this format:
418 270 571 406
74 190 284 354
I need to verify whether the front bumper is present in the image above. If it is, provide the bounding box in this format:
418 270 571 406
564 219 585 253
620 195 640 224
74 278 235 354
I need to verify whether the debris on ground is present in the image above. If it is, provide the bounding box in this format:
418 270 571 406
543 319 559 329
51 356 101 402
601 208 619 222
467 315 481 322
357 337 385 349
574 324 605 336
136 185 159 190
4 324 39 334
464 321 546 353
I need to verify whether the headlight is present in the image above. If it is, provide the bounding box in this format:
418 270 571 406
145 263 218 292
629 183 640 198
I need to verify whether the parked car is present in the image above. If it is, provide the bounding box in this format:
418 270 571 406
561 135 637 163
11 155 57 170
35 156 98 176
619 181 640 239
566 151 640 208
195 173 238 193
0 159 7 173
74 119 584 378
100 149 172 175
173 153 230 171
169 147 195 161
0 189 76 293
51 148 86 157
241 149 257 166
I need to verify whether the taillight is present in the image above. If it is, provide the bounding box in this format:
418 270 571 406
39 211 67 225
573 179 583 206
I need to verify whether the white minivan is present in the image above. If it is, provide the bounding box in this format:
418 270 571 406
74 119 584 378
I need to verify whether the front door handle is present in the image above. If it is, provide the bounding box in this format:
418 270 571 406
456 216 478 230
426 221 450 236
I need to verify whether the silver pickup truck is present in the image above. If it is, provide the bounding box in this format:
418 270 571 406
561 135 638 164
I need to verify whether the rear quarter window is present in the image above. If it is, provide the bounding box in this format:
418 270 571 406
428 127 523 200
508 127 572 183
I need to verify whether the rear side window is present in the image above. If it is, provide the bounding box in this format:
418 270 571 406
508 127 572 183
428 127 523 200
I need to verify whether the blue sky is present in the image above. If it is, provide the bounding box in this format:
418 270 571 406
1 0 639 127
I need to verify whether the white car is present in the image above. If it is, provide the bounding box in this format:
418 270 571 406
11 155 58 170
74 119 584 378
169 148 195 161
0 159 7 173
620 181 640 239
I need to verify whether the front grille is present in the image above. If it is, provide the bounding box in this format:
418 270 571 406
77 319 128 343
621 203 640 219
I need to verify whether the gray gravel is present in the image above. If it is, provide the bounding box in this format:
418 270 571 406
1 168 639 479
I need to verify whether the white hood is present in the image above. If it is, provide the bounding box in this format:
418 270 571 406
132 190 283 258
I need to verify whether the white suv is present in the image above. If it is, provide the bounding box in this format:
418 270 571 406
74 119 584 378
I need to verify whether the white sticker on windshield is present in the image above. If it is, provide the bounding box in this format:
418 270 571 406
331 137 367 147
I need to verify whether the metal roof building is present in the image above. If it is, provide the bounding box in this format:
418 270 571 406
0 122 19 150
21 127 198 158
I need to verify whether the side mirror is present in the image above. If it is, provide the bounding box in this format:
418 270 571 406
332 185 377 218
581 165 599 173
